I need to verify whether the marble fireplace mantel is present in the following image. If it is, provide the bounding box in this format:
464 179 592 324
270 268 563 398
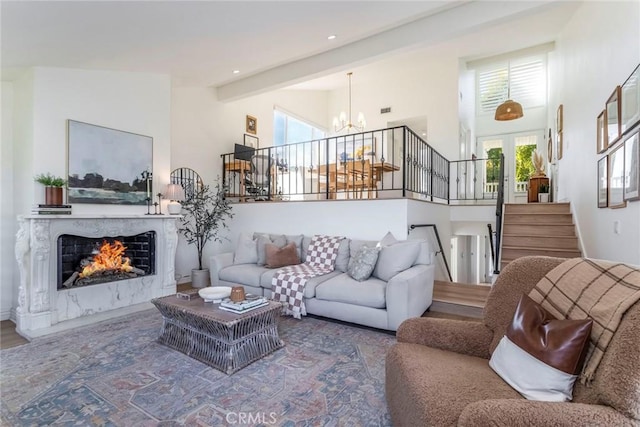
14 214 180 339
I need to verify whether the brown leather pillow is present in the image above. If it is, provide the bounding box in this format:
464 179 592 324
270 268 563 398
264 242 300 268
507 294 593 375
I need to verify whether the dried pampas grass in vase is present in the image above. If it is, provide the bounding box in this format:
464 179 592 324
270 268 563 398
532 149 546 177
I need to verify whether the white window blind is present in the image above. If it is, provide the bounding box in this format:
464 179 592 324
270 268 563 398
477 57 546 114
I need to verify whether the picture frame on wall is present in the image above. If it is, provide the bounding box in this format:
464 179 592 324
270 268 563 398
246 115 257 135
623 128 639 201
608 143 626 209
596 110 607 153
67 120 153 205
605 86 622 147
621 64 640 134
557 131 563 160
244 133 259 149
556 104 563 133
597 156 608 208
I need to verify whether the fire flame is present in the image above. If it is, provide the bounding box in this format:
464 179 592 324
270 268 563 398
79 240 132 278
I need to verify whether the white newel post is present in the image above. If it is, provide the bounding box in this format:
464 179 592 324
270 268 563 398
14 214 180 339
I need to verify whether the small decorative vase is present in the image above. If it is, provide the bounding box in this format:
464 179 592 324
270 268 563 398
191 268 210 288
45 186 64 206
230 286 246 302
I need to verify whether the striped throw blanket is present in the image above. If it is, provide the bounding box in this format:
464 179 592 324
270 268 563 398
271 235 344 319
528 258 640 384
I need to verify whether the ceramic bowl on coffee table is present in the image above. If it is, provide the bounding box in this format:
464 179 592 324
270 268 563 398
198 286 232 303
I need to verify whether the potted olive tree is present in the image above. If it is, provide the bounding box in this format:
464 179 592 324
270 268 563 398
34 173 67 206
179 179 233 288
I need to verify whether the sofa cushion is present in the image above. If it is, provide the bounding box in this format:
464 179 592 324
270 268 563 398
315 273 387 309
259 269 340 298
264 242 300 268
489 294 593 402
347 245 380 281
233 233 258 265
373 240 421 281
219 264 271 288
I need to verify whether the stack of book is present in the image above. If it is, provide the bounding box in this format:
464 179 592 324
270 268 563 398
31 204 72 215
219 295 269 314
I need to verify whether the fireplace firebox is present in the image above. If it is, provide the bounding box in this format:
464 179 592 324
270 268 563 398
57 232 156 289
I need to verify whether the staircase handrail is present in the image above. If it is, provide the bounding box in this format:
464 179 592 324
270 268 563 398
409 223 453 282
493 153 505 274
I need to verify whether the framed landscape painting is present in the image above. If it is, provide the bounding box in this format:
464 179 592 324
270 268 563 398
67 120 153 205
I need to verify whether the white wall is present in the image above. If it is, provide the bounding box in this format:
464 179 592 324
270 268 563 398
206 198 451 281
553 1 640 265
1 82 15 319
3 67 172 320
326 49 461 161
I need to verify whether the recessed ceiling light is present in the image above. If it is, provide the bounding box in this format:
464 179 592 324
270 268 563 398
327 35 336 40
422 132 427 136
232 70 240 74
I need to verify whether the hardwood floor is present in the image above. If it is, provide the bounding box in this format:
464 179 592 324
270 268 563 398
0 281 489 349
1 320 28 350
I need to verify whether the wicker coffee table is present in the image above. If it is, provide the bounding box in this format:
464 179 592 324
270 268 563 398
151 293 284 374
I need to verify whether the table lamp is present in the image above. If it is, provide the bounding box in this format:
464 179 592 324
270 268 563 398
163 184 185 215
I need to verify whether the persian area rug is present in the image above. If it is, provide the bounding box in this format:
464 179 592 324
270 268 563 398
1 310 394 426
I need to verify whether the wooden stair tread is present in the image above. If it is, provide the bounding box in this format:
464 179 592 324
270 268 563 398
433 280 490 308
502 246 581 252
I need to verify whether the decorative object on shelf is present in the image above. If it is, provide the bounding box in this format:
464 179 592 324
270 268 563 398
246 115 257 135
608 143 626 209
597 109 608 153
494 62 524 121
141 169 153 214
34 173 67 206
531 149 546 177
178 178 234 288
623 128 639 201
597 156 608 208
621 63 640 134
333 72 366 132
244 133 259 149
538 183 550 203
605 86 622 147
170 167 203 202
556 104 563 132
163 183 186 215
155 192 163 215
67 119 153 205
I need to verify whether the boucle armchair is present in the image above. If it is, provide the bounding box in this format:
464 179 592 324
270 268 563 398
385 256 640 426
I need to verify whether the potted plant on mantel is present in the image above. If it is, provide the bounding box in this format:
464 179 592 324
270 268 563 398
179 179 233 288
34 173 67 206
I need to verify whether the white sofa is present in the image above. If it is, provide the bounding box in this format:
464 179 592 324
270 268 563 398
209 233 435 331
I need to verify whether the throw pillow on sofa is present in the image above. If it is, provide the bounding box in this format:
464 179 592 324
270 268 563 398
372 240 421 281
233 233 258 264
347 245 380 281
489 294 593 402
264 242 300 268
254 233 287 266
